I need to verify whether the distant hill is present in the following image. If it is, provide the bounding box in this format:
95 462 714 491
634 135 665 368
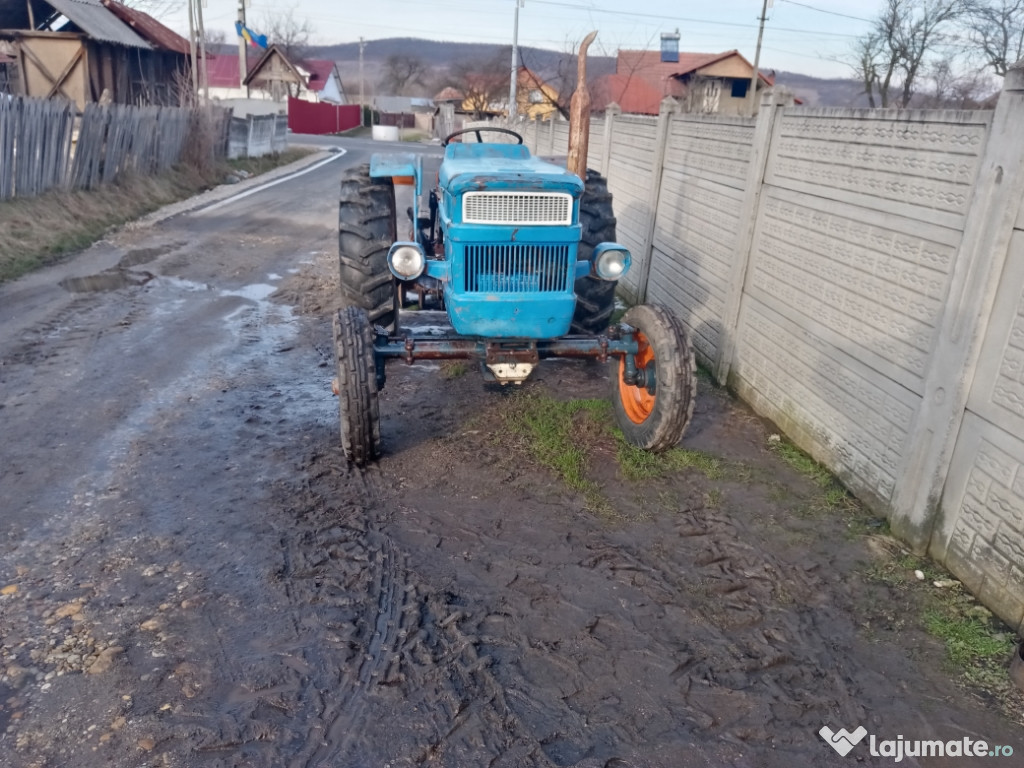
772 70 871 108
306 37 867 107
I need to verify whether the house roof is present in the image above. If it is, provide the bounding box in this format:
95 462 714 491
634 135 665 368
301 59 335 93
617 49 775 86
100 0 189 55
591 73 666 115
597 48 777 114
374 95 433 113
434 86 463 102
45 0 150 48
207 54 259 88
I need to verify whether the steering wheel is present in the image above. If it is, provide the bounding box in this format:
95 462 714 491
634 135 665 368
442 127 524 146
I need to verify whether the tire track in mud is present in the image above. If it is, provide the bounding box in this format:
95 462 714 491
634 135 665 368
267 458 557 768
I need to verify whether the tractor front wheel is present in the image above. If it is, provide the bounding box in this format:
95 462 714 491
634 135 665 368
571 169 618 334
334 306 381 465
339 164 398 331
612 304 696 452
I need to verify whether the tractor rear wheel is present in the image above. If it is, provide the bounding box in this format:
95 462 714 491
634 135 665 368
612 304 696 452
571 169 618 334
339 164 398 331
334 306 381 465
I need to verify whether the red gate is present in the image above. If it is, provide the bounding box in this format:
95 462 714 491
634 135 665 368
287 97 361 135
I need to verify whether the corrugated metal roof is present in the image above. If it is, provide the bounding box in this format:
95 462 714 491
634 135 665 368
47 0 151 48
101 0 188 54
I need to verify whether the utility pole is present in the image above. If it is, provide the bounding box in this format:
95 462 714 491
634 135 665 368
187 0 198 100
508 0 523 120
237 0 247 94
195 0 208 101
746 0 771 117
359 37 366 127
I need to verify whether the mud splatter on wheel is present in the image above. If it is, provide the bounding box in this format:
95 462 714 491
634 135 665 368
334 306 380 465
338 164 399 331
612 304 696 452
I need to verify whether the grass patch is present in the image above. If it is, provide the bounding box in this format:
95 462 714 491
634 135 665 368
500 391 730 514
861 547 1021 715
441 361 469 380
615 438 724 482
227 148 313 176
0 150 312 284
769 437 833 487
503 394 608 498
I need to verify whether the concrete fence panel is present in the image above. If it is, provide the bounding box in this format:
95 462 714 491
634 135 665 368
731 106 991 513
646 113 755 366
604 114 659 302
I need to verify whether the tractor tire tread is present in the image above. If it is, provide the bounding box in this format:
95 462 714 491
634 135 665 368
334 306 380 465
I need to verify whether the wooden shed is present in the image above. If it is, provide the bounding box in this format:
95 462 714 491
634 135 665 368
0 0 188 109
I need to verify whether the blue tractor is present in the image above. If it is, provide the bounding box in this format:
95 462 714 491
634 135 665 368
332 122 696 466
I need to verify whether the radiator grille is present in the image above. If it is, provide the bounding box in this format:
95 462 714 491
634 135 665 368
463 192 572 225
464 245 570 293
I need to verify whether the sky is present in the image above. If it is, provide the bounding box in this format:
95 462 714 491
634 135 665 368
154 0 878 79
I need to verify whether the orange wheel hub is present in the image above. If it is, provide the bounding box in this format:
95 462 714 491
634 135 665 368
619 330 656 424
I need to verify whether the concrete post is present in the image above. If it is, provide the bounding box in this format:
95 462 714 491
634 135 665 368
634 96 680 304
600 102 620 177
714 86 794 385
889 65 1024 552
547 118 555 156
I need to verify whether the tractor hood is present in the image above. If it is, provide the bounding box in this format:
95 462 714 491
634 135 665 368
439 143 584 197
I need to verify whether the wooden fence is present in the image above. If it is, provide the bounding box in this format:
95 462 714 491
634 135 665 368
0 96 230 201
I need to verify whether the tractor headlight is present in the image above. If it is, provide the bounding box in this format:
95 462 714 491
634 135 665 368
592 244 631 281
387 243 425 280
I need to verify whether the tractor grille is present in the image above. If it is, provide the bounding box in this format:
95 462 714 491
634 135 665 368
463 192 572 225
464 244 570 293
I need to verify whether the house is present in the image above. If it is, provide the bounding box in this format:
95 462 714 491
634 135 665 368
514 67 561 120
374 96 433 131
439 67 561 121
592 48 776 116
301 58 346 105
207 46 345 110
0 0 189 109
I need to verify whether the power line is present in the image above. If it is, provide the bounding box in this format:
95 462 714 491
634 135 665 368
527 0 862 38
776 0 873 24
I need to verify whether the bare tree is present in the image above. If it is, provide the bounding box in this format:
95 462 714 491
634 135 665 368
380 55 426 96
450 49 509 119
850 0 965 107
916 57 996 105
260 8 312 61
963 0 1024 75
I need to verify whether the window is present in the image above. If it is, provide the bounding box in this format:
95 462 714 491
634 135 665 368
528 89 544 104
731 79 749 99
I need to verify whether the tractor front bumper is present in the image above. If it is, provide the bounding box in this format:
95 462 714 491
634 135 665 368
371 329 640 388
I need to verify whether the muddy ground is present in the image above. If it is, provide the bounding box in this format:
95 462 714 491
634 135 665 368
0 143 1021 767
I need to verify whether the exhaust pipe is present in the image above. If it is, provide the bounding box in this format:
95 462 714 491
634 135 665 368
567 30 598 182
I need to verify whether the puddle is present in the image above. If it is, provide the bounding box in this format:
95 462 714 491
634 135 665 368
59 271 152 293
118 244 177 268
220 284 278 302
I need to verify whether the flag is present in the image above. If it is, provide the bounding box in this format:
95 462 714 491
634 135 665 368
234 21 268 49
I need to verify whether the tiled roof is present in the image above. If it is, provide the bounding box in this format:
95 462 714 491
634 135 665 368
434 86 463 102
301 59 335 92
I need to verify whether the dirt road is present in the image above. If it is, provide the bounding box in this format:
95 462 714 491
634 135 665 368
0 142 1019 767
